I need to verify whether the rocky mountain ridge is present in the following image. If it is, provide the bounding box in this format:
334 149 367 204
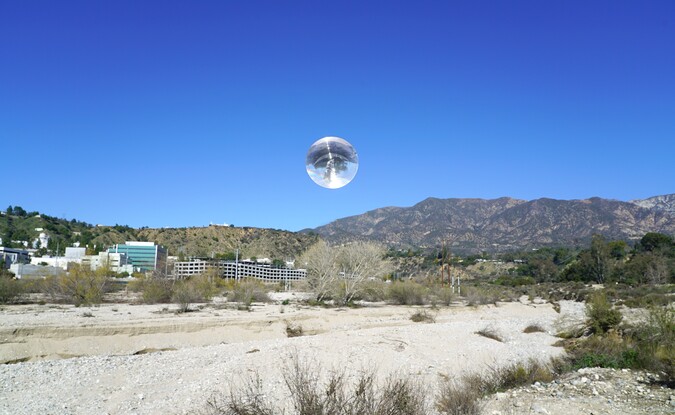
309 194 675 253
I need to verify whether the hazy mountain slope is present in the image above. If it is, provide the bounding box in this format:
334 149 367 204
310 195 675 253
630 194 675 215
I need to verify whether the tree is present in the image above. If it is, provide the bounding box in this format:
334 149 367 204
639 233 674 253
271 259 286 268
589 234 611 283
299 241 393 304
299 240 338 301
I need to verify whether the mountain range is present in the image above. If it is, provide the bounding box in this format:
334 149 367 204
307 194 675 253
3 194 674 257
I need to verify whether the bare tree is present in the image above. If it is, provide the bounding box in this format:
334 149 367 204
299 240 338 301
300 241 392 304
337 242 393 304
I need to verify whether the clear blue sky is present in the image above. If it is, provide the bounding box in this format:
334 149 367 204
2 1 674 231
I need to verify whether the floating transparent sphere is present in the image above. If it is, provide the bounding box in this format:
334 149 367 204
306 136 359 189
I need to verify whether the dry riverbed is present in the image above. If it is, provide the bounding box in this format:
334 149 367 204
0 295 669 414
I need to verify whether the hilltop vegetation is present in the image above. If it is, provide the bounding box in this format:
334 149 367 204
0 206 318 260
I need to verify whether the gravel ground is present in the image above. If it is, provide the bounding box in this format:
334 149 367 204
0 298 572 414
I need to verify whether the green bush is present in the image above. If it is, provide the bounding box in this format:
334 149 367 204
586 291 622 334
40 264 107 306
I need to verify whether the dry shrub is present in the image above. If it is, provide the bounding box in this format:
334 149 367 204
358 279 388 302
285 321 304 337
488 359 555 390
433 286 455 306
229 279 271 307
475 327 503 342
283 357 428 415
410 309 435 323
198 355 429 415
436 378 483 415
387 280 428 305
523 324 546 333
131 277 174 304
41 263 107 305
0 275 22 304
200 373 274 415
172 281 201 313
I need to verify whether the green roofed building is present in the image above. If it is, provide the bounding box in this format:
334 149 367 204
108 241 167 272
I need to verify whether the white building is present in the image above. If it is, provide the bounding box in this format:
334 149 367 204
174 259 306 282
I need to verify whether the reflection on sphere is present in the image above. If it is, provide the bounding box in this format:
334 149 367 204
306 137 359 189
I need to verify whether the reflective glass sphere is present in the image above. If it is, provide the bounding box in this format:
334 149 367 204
306 136 359 189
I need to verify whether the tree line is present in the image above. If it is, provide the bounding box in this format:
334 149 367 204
499 232 675 285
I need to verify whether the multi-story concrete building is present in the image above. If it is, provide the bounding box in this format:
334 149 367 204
173 259 306 282
108 241 167 272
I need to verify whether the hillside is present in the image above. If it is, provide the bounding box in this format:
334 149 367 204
137 226 319 260
309 195 675 253
1 207 318 260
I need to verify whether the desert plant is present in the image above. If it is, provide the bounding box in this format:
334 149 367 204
523 324 546 333
436 378 483 415
136 277 174 304
43 263 107 306
387 281 428 305
229 279 271 307
283 356 428 415
586 291 622 334
200 373 275 415
285 321 304 337
434 286 455 306
0 274 22 304
191 273 220 301
475 327 503 342
488 359 555 390
410 309 435 323
172 280 201 312
462 285 500 306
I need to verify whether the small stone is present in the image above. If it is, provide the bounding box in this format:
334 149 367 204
531 404 549 414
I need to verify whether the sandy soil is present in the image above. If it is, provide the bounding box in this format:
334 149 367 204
0 295 578 414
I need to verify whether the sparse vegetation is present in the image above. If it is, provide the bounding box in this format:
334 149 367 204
198 355 428 415
410 309 435 323
285 321 304 337
585 291 622 334
0 272 22 304
41 263 108 306
228 279 271 308
523 324 546 333
387 280 428 305
475 327 503 342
